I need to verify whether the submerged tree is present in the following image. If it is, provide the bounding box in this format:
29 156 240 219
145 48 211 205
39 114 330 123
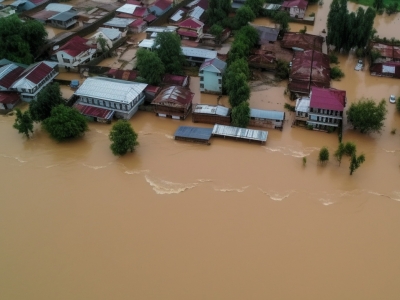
43 105 88 142
136 48 165 86
109 120 139 156
13 108 34 138
274 11 290 33
349 153 365 175
29 83 64 122
234 5 256 29
231 101 251 128
319 147 330 165
226 73 250 107
154 32 185 75
334 142 357 166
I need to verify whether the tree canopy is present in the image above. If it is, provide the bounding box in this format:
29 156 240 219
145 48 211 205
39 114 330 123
319 147 330 165
226 58 250 80
234 6 256 29
29 83 65 122
109 120 139 156
154 32 185 75
43 105 88 142
236 25 259 49
231 101 250 128
244 0 265 17
226 73 251 107
206 0 231 26
346 98 387 134
13 109 34 139
136 48 165 85
0 15 47 64
274 11 290 33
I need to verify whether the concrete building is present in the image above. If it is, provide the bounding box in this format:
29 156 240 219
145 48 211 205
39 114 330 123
199 58 227 94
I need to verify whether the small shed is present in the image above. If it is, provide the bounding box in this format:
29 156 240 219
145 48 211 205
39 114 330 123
144 85 161 102
174 126 213 144
151 86 194 120
192 104 231 125
249 108 285 129
212 124 268 144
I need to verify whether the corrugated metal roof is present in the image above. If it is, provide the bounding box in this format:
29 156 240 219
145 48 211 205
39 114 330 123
212 124 268 142
116 4 138 14
144 14 157 22
30 9 59 20
146 26 177 33
193 104 230 116
0 92 20 104
12 61 57 89
310 87 346 111
200 58 227 72
282 0 308 9
174 126 213 141
0 64 25 89
152 0 172 10
188 6 204 20
56 36 93 57
49 11 76 21
250 108 285 121
181 47 217 59
98 27 121 40
295 97 310 113
104 17 135 28
163 74 189 87
152 86 194 106
75 77 147 104
139 39 155 49
178 17 203 29
45 3 73 12
73 103 114 119
170 9 185 22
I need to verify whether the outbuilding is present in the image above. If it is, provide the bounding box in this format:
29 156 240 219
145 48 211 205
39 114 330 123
249 108 285 129
192 104 231 125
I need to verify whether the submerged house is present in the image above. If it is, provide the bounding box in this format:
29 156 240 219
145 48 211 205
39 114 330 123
281 0 308 19
192 104 231 125
162 74 190 87
30 3 77 29
370 62 400 78
177 17 204 40
250 24 280 46
181 46 217 65
0 62 27 110
151 86 194 120
281 32 324 52
295 86 346 130
248 50 277 70
149 0 172 17
74 77 147 120
249 109 285 129
103 18 135 34
199 57 227 94
370 43 400 78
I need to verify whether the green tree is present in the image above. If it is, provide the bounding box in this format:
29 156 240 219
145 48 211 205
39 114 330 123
136 48 165 85
227 39 250 64
226 58 250 80
334 142 357 166
396 97 400 112
42 105 88 142
386 2 398 15
330 66 345 80
234 5 256 29
231 101 250 128
96 35 110 53
0 15 47 64
346 98 387 134
244 0 264 16
273 11 290 33
13 108 33 138
349 153 365 175
109 120 139 156
206 0 231 26
276 59 290 80
370 49 381 63
373 0 384 10
29 83 65 122
154 32 185 75
319 147 329 165
237 25 260 48
209 24 224 44
226 73 251 107
326 0 348 51
334 142 345 166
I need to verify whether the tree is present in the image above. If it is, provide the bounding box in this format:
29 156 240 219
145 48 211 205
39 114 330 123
42 105 88 142
237 25 260 49
319 147 329 165
273 11 290 33
386 2 398 15
206 0 231 26
330 66 345 80
227 39 250 63
136 48 165 85
209 24 224 44
13 108 33 138
346 98 387 134
396 97 400 112
349 153 365 175
96 35 110 53
373 0 384 10
234 5 256 29
109 120 139 156
226 73 251 107
334 142 345 166
154 32 185 74
276 59 290 80
334 142 356 166
326 0 348 51
231 101 250 128
0 15 47 64
29 83 65 122
226 58 250 80
244 0 265 16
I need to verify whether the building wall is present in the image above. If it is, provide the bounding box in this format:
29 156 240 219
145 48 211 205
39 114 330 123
149 5 172 17
200 71 222 93
16 69 58 102
289 7 305 19
249 118 283 129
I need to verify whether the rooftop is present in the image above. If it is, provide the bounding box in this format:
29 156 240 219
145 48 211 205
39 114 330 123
281 32 324 52
0 64 26 89
193 104 230 116
152 0 172 10
56 36 94 57
178 17 204 29
116 4 139 15
250 24 280 44
310 87 346 111
282 0 308 9
104 17 135 28
12 61 57 90
45 3 73 13
152 86 194 106
181 46 217 59
200 58 227 72
212 124 268 143
250 108 285 121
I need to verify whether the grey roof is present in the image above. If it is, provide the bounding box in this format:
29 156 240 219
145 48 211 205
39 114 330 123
189 6 204 20
0 59 27 68
116 4 139 14
45 3 73 12
200 57 227 72
174 126 213 141
251 24 280 44
138 39 155 49
104 17 135 28
74 77 147 104
193 104 230 116
146 26 177 33
212 124 268 142
181 46 217 59
170 9 185 22
250 108 285 121
49 11 76 21
98 27 121 40
295 97 310 113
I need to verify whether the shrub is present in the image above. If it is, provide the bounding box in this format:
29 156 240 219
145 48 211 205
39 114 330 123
391 128 396 134
330 66 344 80
329 53 339 64
276 59 290 80
396 97 400 112
319 147 329 165
284 103 295 112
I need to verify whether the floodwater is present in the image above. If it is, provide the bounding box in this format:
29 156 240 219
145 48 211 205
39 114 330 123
1 1 400 300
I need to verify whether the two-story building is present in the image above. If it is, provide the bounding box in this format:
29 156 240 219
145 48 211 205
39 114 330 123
281 0 308 19
295 86 346 130
0 61 27 110
181 46 217 66
74 77 147 120
10 61 58 102
149 0 172 17
53 36 97 70
177 17 204 40
199 58 227 94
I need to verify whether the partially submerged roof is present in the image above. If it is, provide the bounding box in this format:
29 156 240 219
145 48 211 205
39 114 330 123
371 43 400 60
174 126 213 142
281 32 324 52
12 61 57 90
49 10 77 21
212 124 268 143
139 39 155 49
45 3 73 12
74 77 147 103
0 64 26 89
146 26 177 33
295 96 310 113
200 58 227 73
282 0 308 9
56 36 94 57
250 108 285 121
73 103 114 119
310 87 346 111
104 17 135 27
152 86 194 106
181 47 217 59
107 69 139 81
370 61 400 77
193 104 230 116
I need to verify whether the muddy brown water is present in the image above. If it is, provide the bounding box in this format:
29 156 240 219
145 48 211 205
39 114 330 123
1 2 400 300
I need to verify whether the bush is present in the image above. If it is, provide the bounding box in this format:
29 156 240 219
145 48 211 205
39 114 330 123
302 157 307 166
284 103 295 112
307 124 314 130
330 66 345 80
329 53 339 64
391 128 396 134
109 120 139 156
319 147 329 165
276 59 290 80
396 97 400 112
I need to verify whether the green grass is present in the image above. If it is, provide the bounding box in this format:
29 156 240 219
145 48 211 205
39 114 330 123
349 0 400 7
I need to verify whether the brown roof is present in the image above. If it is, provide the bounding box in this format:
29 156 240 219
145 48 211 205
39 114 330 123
0 92 20 105
261 43 293 62
371 43 400 60
151 86 194 107
30 10 59 21
281 32 324 52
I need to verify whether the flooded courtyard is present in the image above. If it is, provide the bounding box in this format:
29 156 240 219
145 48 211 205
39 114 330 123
1 1 400 299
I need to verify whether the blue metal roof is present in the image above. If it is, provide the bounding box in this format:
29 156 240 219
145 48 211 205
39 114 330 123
250 108 285 121
174 126 213 141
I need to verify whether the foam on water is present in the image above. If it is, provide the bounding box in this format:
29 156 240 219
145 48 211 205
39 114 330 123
145 175 198 195
263 146 319 158
318 198 335 206
259 189 294 201
82 163 110 170
1 154 27 163
124 169 149 175
165 134 174 139
213 186 249 193
198 179 212 183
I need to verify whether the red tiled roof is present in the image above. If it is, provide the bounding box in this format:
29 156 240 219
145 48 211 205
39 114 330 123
178 17 203 29
144 14 156 22
0 92 20 105
163 74 189 87
310 87 346 111
73 103 114 119
152 0 172 10
107 69 139 81
24 62 53 84
177 29 198 37
0 65 25 89
152 86 194 106
282 0 308 9
56 36 94 57
130 19 147 27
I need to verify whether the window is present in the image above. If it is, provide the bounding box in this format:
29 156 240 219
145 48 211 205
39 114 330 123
218 79 222 84
63 58 69 63
200 76 204 81
99 100 104 106
200 84 204 88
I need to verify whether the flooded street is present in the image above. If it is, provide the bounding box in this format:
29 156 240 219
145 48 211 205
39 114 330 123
1 1 400 300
